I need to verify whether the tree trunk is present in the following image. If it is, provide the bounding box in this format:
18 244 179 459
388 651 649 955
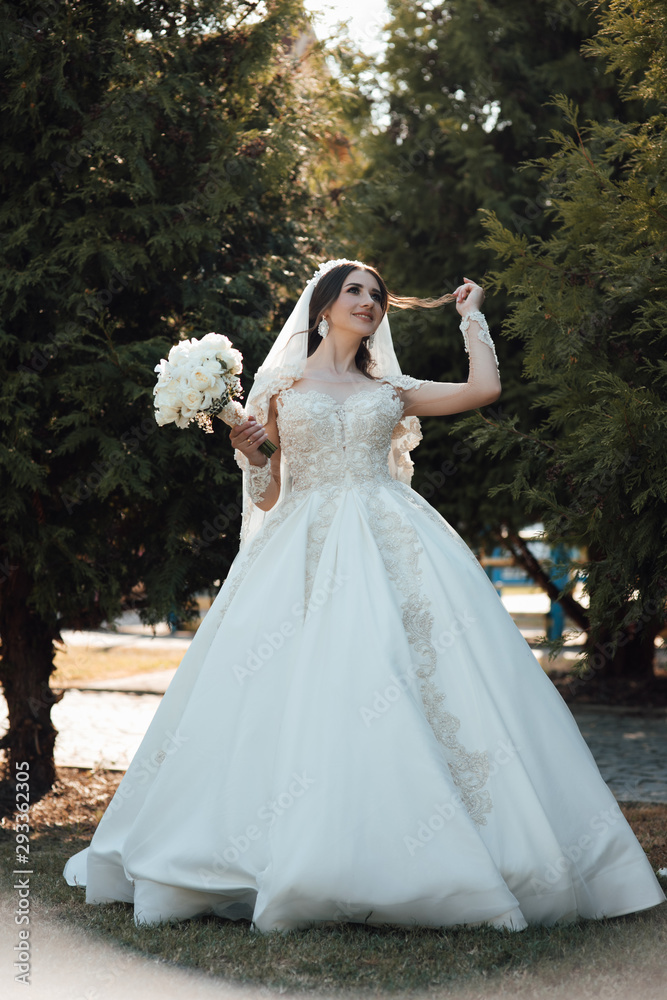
0 565 61 800
501 529 659 692
502 529 590 630
576 622 659 688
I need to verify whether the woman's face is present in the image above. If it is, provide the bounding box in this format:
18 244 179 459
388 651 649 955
326 269 383 339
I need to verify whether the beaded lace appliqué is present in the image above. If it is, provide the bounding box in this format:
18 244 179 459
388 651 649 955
250 363 306 422
215 372 495 824
246 462 272 505
382 374 424 392
366 493 493 826
460 310 499 371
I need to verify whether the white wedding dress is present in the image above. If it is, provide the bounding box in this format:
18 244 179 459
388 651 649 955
64 365 665 932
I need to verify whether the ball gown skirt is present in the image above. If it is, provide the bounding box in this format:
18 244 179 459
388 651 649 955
63 377 666 932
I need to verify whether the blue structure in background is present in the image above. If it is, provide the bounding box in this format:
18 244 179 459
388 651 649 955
484 539 576 641
485 553 530 589
545 544 572 641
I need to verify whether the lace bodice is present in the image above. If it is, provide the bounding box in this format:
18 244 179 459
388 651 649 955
276 380 416 494
236 311 499 540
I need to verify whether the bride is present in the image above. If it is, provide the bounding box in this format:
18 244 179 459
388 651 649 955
64 259 665 933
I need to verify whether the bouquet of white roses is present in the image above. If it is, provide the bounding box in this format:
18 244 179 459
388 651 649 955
153 332 276 456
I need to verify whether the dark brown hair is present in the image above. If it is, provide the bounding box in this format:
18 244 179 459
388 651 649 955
306 263 456 378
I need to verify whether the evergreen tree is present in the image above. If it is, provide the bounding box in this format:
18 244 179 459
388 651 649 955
333 0 639 554
0 0 338 796
474 0 667 689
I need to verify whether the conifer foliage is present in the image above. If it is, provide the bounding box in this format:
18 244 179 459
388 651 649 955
476 0 667 685
334 0 665 689
0 0 329 795
335 0 633 550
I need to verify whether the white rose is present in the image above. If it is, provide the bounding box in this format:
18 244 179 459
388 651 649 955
201 332 231 351
154 371 171 391
173 360 197 384
154 381 182 407
171 366 193 386
181 387 203 411
155 372 178 391
155 404 180 426
187 366 218 392
187 344 208 365
154 358 172 378
215 347 243 374
203 358 224 378
200 389 219 409
168 340 194 366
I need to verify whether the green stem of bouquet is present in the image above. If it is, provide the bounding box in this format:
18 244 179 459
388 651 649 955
259 439 277 458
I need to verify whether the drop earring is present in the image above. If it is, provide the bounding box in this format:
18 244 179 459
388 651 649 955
318 317 329 339
368 333 375 348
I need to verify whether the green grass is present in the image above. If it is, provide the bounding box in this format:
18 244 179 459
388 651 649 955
4 829 666 996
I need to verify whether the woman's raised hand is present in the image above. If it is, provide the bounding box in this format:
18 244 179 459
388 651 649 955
453 277 485 317
229 416 269 466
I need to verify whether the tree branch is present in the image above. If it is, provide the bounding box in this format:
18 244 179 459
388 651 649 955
503 528 590 632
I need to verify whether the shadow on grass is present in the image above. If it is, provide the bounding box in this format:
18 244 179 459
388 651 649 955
2 823 665 996
0 776 56 822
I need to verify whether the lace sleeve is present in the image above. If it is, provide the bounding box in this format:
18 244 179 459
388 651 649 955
398 311 501 417
247 463 273 505
236 363 302 546
460 310 499 370
235 451 273 507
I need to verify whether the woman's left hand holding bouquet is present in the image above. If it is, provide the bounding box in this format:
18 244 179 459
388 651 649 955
228 402 282 512
153 330 276 460
153 331 280 510
228 414 270 466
